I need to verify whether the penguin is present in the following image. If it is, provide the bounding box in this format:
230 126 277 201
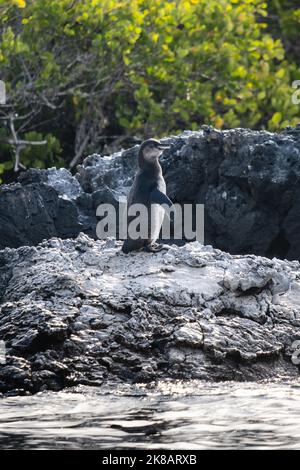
122 139 173 254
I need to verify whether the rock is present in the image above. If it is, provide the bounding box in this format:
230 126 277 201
0 131 297 256
0 233 299 395
1 127 300 259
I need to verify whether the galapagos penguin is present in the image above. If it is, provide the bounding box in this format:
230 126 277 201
122 139 173 254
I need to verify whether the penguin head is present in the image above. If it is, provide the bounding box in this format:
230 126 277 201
138 139 170 167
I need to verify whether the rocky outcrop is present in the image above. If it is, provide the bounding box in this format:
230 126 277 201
0 234 299 395
0 125 300 259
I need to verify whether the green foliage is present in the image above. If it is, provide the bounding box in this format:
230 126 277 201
0 129 62 182
268 0 300 65
18 132 63 168
0 0 299 178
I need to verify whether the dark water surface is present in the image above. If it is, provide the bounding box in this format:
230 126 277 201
1 380 300 449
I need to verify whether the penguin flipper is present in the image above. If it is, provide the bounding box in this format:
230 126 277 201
150 189 173 208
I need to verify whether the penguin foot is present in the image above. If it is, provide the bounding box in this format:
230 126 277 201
144 243 169 253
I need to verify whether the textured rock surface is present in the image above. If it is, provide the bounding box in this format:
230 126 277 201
1 126 300 259
0 234 300 395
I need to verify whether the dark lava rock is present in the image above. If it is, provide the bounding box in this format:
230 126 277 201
1 126 300 260
0 234 300 395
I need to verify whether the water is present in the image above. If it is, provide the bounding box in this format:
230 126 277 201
1 380 300 450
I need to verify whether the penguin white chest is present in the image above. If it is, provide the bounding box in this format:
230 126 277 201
150 204 165 243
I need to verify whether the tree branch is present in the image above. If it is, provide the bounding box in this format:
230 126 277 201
4 114 47 172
